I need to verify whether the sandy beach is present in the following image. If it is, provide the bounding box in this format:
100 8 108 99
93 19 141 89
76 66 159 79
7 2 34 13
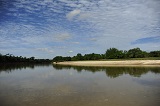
53 60 160 67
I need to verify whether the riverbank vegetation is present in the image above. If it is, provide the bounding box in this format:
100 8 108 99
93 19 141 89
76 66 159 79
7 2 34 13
0 53 51 64
1 48 159 63
53 48 160 62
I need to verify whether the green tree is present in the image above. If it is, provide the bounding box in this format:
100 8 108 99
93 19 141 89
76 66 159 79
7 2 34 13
105 48 124 59
76 53 83 60
127 48 147 58
53 56 63 62
71 53 83 61
149 51 160 57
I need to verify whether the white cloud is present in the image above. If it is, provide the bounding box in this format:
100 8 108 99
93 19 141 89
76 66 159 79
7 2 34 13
78 13 91 20
55 32 72 41
66 9 91 21
1 0 160 58
36 48 54 53
66 9 81 20
74 0 160 51
68 50 73 53
72 42 80 44
90 38 98 41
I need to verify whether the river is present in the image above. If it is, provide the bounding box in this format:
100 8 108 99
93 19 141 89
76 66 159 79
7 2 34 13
0 64 160 106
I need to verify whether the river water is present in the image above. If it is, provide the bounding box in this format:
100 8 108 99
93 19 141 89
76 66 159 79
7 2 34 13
0 64 160 106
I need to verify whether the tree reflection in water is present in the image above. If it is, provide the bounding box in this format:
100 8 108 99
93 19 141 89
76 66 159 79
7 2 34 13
1 64 160 78
52 64 160 78
0 63 51 73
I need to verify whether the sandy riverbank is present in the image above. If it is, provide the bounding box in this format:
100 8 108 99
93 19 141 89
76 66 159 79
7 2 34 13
53 60 160 67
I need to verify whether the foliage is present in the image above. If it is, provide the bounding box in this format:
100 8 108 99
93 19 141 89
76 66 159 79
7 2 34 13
52 47 160 62
1 47 159 63
72 53 83 61
126 48 148 58
83 53 102 60
105 48 125 59
149 51 160 57
0 53 51 63
53 53 104 62
53 56 71 62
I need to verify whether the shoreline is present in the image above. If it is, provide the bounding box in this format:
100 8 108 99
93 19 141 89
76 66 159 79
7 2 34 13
53 60 160 67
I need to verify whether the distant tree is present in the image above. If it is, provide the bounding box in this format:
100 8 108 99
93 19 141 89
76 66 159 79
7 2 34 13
90 53 102 60
122 50 128 58
83 54 91 60
127 48 147 58
105 48 124 59
53 56 63 62
71 56 77 61
101 54 105 59
83 53 102 60
63 56 71 61
76 53 83 60
71 53 83 61
149 51 160 57
53 56 71 62
0 53 51 63
30 57 35 62
51 47 159 62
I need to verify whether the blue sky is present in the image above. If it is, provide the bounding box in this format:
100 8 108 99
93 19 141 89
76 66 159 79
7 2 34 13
0 0 160 59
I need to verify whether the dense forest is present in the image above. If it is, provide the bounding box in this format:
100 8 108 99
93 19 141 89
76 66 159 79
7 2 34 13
0 53 51 64
53 48 160 62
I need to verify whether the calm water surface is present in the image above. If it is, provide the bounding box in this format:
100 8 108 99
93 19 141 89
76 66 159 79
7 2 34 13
0 64 160 106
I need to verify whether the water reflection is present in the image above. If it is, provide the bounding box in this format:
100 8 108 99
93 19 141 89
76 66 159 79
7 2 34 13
0 63 51 73
52 64 160 78
0 64 160 106
1 64 160 78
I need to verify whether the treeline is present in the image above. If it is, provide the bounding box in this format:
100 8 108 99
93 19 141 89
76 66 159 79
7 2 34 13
0 53 51 63
53 48 160 62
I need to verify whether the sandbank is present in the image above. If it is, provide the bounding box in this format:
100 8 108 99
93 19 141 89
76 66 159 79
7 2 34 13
53 60 160 67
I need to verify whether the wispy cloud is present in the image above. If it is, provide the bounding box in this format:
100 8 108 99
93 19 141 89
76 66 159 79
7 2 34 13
36 48 54 53
90 38 98 41
68 50 73 53
72 42 80 44
0 0 160 58
66 9 81 20
55 32 72 41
